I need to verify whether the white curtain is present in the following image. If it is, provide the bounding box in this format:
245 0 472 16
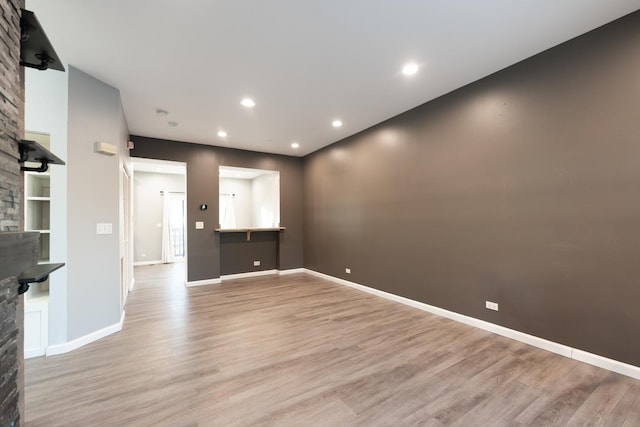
161 191 172 263
220 194 237 228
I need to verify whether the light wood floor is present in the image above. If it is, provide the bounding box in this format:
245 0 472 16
25 264 640 426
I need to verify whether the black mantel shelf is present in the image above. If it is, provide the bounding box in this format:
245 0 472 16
214 227 286 242
18 262 64 295
20 9 65 71
18 139 66 172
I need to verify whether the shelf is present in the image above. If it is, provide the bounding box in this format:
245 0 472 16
26 200 49 230
25 172 50 198
25 294 48 304
215 227 286 232
20 9 65 71
18 262 64 295
24 159 52 286
18 139 65 172
215 227 286 241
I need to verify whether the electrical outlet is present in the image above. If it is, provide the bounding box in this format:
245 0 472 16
253 260 261 266
195 221 204 229
485 301 499 311
345 268 351 274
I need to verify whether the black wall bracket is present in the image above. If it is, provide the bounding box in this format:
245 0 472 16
18 139 66 172
20 9 65 72
18 263 65 295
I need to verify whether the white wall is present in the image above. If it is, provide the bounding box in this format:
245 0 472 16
66 66 128 340
26 65 130 344
219 178 252 228
24 67 69 345
251 173 280 227
133 172 185 263
219 174 280 228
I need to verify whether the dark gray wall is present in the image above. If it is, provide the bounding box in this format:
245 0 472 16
130 138 304 281
220 232 279 275
304 11 640 366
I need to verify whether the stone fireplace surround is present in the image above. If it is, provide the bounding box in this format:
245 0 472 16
1 0 28 425
0 233 38 426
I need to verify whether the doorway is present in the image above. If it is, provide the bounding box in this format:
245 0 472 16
131 159 187 282
121 163 132 310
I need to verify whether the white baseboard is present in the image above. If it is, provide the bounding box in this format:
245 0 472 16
46 310 125 357
184 268 301 287
221 269 278 281
304 269 640 380
129 277 135 291
24 347 46 359
133 260 163 266
572 349 640 380
185 277 221 287
279 268 305 275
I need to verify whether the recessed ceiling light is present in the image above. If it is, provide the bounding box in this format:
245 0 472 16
217 130 227 137
241 98 256 108
332 119 342 128
402 62 419 76
291 142 300 149
168 121 178 127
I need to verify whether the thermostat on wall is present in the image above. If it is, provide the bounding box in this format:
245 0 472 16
94 141 117 156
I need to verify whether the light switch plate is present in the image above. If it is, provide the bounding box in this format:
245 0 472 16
96 223 113 235
195 221 204 229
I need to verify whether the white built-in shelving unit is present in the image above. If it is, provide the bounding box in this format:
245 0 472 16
23 132 51 358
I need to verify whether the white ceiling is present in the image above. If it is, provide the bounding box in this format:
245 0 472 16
28 1 640 157
131 158 186 175
220 166 276 180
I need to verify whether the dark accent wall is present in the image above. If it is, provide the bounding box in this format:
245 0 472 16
220 232 279 275
130 137 304 281
304 11 640 366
